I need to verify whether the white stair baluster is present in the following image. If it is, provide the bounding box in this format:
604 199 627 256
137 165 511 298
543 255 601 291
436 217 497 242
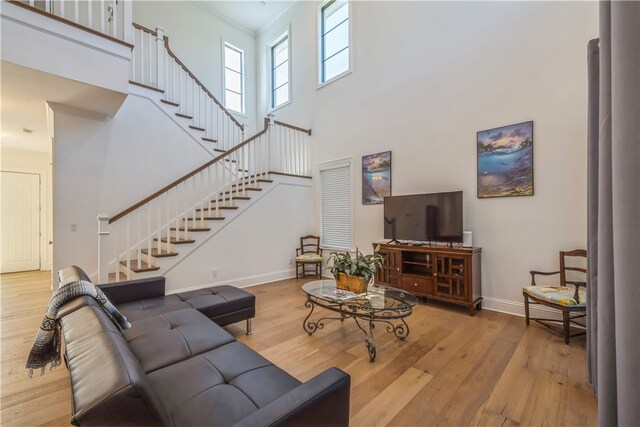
137 210 142 270
147 203 152 266
156 196 161 257
100 0 105 33
87 0 92 30
114 225 120 280
125 217 131 277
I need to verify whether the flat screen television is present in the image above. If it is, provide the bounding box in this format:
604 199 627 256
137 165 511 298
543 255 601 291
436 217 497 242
383 191 463 243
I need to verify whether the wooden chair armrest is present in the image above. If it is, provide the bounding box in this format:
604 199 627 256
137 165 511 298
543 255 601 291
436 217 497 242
566 281 587 302
529 270 561 286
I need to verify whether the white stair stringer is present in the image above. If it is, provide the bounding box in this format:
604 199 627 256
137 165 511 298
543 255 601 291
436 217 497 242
116 174 311 282
128 84 232 158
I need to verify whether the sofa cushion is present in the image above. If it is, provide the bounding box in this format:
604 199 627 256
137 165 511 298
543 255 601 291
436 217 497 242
116 285 255 323
61 305 171 426
173 286 255 319
124 309 235 373
117 294 192 322
148 342 301 426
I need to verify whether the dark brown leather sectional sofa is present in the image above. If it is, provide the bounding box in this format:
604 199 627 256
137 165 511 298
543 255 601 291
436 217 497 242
57 266 350 426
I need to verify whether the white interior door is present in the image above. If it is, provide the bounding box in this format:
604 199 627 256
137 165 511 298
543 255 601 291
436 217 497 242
1 171 41 273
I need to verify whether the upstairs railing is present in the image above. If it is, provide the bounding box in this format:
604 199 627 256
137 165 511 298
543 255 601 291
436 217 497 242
96 117 312 283
130 23 244 152
10 0 130 43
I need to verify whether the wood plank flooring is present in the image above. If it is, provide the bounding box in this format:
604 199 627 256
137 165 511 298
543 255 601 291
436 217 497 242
1 271 597 426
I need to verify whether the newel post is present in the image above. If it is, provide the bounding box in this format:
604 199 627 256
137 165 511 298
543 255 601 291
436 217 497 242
266 113 275 174
155 26 165 90
97 214 110 284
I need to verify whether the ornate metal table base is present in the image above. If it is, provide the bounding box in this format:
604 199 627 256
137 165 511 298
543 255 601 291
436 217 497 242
303 297 411 362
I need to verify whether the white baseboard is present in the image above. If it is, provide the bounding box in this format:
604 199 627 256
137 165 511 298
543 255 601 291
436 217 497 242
166 268 296 295
481 296 563 320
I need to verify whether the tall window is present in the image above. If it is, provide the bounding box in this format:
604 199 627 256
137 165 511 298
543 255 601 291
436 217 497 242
319 160 352 250
271 33 290 109
224 43 244 114
319 0 350 84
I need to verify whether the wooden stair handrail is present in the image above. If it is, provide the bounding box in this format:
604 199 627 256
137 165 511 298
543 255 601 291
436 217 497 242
273 120 312 135
132 22 157 36
109 119 311 224
132 22 243 130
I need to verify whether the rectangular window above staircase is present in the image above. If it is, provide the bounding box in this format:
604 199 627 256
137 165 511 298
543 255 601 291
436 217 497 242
223 42 245 114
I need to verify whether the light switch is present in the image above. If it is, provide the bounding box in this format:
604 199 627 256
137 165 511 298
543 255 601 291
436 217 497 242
70 224 78 232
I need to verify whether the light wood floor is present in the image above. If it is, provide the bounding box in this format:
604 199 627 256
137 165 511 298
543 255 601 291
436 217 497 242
1 271 597 426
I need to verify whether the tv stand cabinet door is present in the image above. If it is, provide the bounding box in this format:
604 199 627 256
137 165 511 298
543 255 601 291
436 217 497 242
433 254 468 302
376 249 401 287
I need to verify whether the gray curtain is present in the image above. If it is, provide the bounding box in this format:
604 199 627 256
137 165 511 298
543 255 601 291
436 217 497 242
587 2 640 426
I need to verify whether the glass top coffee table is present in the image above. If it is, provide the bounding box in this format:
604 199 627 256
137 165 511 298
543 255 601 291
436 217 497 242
302 280 418 362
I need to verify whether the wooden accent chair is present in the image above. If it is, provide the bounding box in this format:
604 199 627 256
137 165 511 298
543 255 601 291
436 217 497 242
296 235 323 278
523 249 587 344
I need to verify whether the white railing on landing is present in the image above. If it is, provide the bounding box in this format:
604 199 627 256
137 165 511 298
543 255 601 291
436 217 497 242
130 23 244 152
12 0 130 42
96 117 311 283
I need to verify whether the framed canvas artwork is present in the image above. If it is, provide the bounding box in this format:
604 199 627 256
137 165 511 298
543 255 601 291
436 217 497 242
362 151 391 205
477 121 534 198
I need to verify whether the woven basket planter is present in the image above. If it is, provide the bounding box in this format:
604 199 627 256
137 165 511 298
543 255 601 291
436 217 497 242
336 273 369 294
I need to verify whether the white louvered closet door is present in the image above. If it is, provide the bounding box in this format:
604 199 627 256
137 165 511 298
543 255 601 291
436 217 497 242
1 171 41 273
319 162 352 251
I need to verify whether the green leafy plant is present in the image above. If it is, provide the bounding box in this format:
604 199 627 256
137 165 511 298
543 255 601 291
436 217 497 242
327 246 384 283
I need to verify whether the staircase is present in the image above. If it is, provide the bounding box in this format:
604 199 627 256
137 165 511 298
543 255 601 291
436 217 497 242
95 22 312 283
7 2 313 284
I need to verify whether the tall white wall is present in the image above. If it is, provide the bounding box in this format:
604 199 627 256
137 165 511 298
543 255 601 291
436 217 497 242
0 148 53 270
133 1 259 134
257 1 598 313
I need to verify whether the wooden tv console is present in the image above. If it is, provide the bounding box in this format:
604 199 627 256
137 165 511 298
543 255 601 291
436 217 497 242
374 243 482 315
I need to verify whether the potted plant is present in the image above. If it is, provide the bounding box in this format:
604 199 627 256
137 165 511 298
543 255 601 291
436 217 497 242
327 246 384 293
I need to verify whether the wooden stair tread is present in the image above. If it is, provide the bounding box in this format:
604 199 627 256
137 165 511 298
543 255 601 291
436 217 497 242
119 259 160 273
161 99 179 107
170 227 211 232
141 248 178 258
154 237 196 244
189 125 205 131
224 158 238 163
175 112 193 119
225 187 262 193
217 196 250 201
213 148 226 153
241 177 273 183
196 205 240 210
195 206 238 211
183 216 225 221
202 137 218 143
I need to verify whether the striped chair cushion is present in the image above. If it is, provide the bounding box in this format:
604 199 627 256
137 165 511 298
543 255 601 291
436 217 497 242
524 286 586 307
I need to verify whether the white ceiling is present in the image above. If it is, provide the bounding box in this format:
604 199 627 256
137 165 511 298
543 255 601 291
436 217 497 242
196 0 293 33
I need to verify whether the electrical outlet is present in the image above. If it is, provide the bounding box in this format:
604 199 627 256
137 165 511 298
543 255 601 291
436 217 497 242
70 224 78 232
289 257 293 265
211 268 217 278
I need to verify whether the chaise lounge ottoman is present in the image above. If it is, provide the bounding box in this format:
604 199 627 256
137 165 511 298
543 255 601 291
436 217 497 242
59 267 256 334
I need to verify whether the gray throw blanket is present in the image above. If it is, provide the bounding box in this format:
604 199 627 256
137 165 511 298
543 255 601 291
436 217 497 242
26 279 131 377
